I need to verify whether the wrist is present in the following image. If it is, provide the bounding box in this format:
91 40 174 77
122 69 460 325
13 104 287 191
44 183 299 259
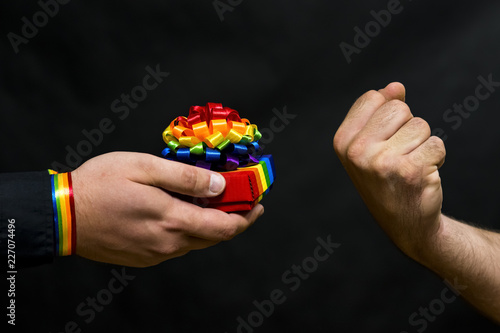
49 171 77 256
410 213 449 268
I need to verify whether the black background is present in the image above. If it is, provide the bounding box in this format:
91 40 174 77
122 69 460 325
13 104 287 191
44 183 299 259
1 0 500 332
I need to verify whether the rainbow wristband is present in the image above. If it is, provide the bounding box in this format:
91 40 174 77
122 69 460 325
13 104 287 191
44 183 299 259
49 171 76 256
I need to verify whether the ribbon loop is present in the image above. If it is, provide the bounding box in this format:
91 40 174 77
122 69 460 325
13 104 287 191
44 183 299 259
187 106 209 126
176 148 193 162
161 103 264 171
205 148 221 162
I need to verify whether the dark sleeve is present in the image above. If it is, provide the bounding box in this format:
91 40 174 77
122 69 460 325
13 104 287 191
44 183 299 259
0 171 55 268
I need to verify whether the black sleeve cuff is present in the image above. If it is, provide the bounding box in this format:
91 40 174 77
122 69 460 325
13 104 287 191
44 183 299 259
0 171 55 268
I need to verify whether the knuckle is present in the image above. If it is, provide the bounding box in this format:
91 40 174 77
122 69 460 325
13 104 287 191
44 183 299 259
180 166 204 191
427 171 441 185
333 129 347 155
396 160 421 185
410 117 431 134
136 155 156 180
346 138 368 165
353 90 385 110
363 90 385 103
386 99 411 115
159 217 193 240
428 136 446 155
372 153 394 178
371 153 421 185
333 130 342 150
217 221 239 241
153 242 182 258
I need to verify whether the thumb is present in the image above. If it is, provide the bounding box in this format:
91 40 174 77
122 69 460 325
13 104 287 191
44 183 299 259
378 82 406 102
138 155 226 197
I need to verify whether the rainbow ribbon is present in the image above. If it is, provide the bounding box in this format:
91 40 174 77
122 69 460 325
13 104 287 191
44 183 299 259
49 171 76 256
161 103 275 212
161 103 263 171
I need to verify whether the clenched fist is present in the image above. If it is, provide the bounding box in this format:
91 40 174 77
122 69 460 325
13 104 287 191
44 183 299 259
333 82 446 260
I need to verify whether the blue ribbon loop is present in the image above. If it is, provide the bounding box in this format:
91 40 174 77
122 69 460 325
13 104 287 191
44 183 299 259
162 140 263 171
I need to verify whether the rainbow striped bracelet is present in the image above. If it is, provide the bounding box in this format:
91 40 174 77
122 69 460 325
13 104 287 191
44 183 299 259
48 170 76 256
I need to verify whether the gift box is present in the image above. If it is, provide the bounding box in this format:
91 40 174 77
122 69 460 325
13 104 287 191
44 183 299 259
205 154 275 212
161 103 275 212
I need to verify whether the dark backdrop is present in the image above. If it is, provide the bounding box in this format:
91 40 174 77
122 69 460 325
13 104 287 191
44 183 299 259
1 1 500 332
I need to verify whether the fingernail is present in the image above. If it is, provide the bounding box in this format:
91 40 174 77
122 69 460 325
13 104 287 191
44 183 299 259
209 173 225 194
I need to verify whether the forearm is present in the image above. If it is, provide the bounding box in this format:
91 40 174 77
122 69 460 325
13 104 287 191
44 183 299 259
416 214 500 321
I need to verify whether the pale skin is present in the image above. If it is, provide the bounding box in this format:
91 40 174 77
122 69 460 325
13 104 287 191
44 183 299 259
334 82 500 322
71 152 264 267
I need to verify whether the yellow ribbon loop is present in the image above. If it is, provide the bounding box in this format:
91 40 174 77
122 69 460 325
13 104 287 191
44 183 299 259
162 128 175 144
204 131 225 148
179 136 202 147
226 129 243 143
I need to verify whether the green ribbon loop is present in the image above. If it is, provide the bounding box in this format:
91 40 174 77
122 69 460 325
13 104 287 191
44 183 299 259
216 139 231 151
167 140 181 151
190 142 206 155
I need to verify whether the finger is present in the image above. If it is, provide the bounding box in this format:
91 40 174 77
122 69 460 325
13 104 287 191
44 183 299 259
408 136 446 169
378 82 406 102
166 197 263 241
158 235 219 259
180 208 260 251
185 236 220 250
353 99 413 143
386 117 431 155
148 233 219 261
334 83 405 153
334 89 387 153
234 204 265 223
135 155 226 197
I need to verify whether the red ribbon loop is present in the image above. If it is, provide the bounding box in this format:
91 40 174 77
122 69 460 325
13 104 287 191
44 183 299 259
187 103 241 126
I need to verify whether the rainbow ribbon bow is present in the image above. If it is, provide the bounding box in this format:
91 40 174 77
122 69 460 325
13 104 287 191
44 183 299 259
161 103 275 212
162 103 264 171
